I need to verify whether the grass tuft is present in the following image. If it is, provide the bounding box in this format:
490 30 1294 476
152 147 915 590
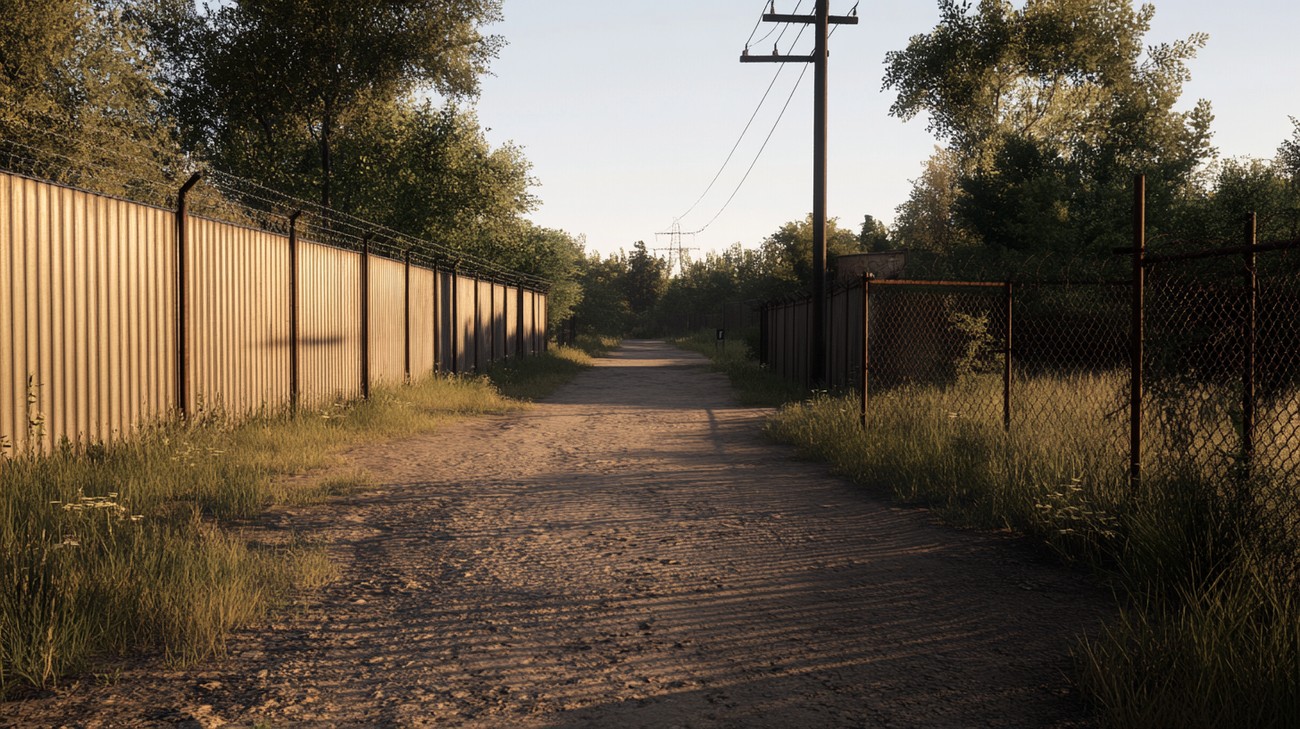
0 346 597 695
674 330 805 407
763 372 1299 727
488 335 617 401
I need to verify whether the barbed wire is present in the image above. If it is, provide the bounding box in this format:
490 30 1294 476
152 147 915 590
0 114 551 289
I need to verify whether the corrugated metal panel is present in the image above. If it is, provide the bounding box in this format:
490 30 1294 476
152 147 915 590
437 270 455 372
1 173 14 452
540 295 549 348
409 266 436 379
493 283 507 362
474 279 491 370
503 285 518 358
456 274 476 372
522 291 536 355
300 241 361 406
1 172 551 448
368 255 406 386
0 173 176 452
188 217 289 417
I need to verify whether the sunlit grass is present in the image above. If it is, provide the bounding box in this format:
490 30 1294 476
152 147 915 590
674 329 805 407
488 335 618 401
0 346 600 695
766 372 1299 728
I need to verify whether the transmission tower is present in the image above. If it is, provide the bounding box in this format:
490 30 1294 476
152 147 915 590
654 221 699 277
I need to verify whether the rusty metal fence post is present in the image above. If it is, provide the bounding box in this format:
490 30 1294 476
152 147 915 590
472 274 481 371
859 274 870 428
360 235 372 400
1004 281 1013 431
451 268 460 374
1130 174 1146 491
403 249 411 384
288 210 302 410
1243 212 1258 469
175 172 202 418
432 265 441 374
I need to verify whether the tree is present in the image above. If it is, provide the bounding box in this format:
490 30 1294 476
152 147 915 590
759 215 862 289
858 215 892 252
892 148 975 253
147 0 503 208
574 253 633 336
623 241 669 316
0 0 183 201
1170 157 1300 245
1279 117 1300 187
884 0 1215 253
334 101 537 256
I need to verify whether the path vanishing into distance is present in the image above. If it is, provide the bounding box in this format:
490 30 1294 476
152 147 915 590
6 341 1108 728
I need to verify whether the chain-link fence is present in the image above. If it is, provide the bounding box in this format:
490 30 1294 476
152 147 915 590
757 238 1299 578
1144 237 1300 573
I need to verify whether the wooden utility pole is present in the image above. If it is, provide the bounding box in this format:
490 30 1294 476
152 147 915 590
742 1 856 386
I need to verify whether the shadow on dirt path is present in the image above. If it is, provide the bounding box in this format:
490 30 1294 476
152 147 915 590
3 340 1108 728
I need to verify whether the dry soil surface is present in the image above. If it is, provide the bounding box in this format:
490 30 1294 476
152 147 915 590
4 340 1109 728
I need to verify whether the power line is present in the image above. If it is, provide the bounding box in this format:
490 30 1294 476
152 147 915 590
673 66 787 223
743 0 769 48
672 21 810 226
751 0 807 49
685 62 811 236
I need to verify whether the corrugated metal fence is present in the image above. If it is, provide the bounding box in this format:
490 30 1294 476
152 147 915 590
1 171 548 453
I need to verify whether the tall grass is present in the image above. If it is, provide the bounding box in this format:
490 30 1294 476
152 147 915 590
674 330 805 407
488 336 618 401
0 348 601 696
766 373 1299 727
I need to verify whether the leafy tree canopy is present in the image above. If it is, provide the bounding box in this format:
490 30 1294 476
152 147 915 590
145 0 503 208
885 0 1215 255
0 0 183 200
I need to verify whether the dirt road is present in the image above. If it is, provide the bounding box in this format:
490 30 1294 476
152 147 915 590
5 340 1107 728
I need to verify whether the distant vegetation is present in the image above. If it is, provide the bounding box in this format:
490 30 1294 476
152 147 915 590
574 0 1299 341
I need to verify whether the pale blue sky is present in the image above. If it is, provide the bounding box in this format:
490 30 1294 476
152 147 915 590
472 1 1300 258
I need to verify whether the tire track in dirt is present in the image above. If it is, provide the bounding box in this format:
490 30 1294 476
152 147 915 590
3 340 1107 728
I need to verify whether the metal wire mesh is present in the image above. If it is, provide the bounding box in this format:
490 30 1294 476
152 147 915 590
758 250 1298 577
1146 249 1300 571
869 282 1007 427
1012 281 1131 467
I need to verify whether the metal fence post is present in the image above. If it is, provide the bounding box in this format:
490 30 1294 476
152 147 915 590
360 235 371 399
288 210 302 410
860 274 870 428
805 297 813 389
432 266 440 374
1243 212 1258 469
516 285 525 359
1004 280 1013 432
845 286 853 387
403 249 411 384
451 267 460 374
473 274 481 371
174 173 201 419
1130 174 1146 491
